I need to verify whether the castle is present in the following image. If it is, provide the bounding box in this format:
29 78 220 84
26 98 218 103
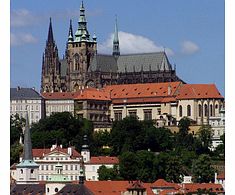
41 1 182 93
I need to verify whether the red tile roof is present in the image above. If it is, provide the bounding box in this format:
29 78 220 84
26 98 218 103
151 179 180 189
217 172 225 180
84 181 154 195
183 183 224 193
87 156 119 164
176 84 223 100
42 91 80 100
75 88 111 101
104 82 181 100
29 146 81 158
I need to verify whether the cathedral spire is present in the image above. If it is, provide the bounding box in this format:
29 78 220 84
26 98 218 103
47 17 54 44
113 15 120 57
68 19 74 42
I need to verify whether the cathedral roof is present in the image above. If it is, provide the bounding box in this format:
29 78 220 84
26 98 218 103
89 52 172 73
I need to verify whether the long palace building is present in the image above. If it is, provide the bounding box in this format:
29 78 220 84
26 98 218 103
41 1 182 93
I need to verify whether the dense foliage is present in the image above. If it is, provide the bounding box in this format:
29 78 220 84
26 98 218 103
10 113 223 183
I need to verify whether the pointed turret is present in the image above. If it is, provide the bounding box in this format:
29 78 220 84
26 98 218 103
113 16 120 57
22 107 33 160
47 17 54 45
16 106 39 184
68 19 74 42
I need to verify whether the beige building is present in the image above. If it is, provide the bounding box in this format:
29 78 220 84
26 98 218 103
104 82 224 126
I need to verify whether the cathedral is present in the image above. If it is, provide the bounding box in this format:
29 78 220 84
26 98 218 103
41 1 182 93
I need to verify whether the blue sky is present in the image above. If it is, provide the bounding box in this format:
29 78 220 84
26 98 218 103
10 0 225 95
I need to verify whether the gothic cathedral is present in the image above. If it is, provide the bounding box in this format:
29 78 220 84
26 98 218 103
41 1 182 93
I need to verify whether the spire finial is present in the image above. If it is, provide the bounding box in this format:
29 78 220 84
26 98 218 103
112 15 120 57
68 19 74 42
47 17 54 44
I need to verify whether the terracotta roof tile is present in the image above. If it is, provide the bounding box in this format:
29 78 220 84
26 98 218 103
87 156 119 164
217 172 225 180
183 183 224 193
42 91 80 100
176 84 223 100
75 88 111 101
104 82 181 99
151 179 180 189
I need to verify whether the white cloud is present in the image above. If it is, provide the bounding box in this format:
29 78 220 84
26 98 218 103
11 9 37 27
181 40 199 54
11 33 38 46
98 31 174 56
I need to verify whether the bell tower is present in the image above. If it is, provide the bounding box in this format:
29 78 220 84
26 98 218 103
66 1 97 91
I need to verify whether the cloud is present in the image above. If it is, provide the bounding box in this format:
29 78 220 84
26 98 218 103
181 40 199 54
11 33 38 46
11 9 37 27
98 31 174 56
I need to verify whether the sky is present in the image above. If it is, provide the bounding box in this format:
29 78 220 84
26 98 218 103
10 0 225 95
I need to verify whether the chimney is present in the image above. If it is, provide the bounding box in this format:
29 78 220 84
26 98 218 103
168 84 171 95
68 147 72 156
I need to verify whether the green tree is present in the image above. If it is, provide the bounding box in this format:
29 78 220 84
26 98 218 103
10 114 25 145
195 125 213 154
10 143 23 165
119 151 139 180
192 154 215 183
98 165 122 180
136 150 156 182
30 112 94 154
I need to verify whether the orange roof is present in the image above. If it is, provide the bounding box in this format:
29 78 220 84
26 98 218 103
42 91 80 100
30 146 81 158
176 84 223 100
75 88 111 101
151 179 180 189
183 183 224 193
87 156 119 164
84 181 154 195
104 82 181 99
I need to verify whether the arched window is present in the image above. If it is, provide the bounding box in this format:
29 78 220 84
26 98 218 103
204 104 208 117
30 169 34 174
179 105 182 117
187 105 191 116
20 169 23 174
210 104 213 116
198 104 202 117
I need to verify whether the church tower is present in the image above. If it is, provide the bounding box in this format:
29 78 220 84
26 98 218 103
66 1 97 91
112 16 120 57
41 18 61 93
16 107 39 184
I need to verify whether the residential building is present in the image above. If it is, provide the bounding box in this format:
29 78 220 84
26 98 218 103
41 2 182 93
74 88 111 130
19 144 83 182
42 92 79 117
209 108 225 150
10 87 44 125
85 156 119 181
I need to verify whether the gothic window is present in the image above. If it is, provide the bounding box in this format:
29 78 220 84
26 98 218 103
210 104 213 116
179 105 182 117
198 104 202 117
73 54 79 71
187 105 191 117
204 104 208 117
